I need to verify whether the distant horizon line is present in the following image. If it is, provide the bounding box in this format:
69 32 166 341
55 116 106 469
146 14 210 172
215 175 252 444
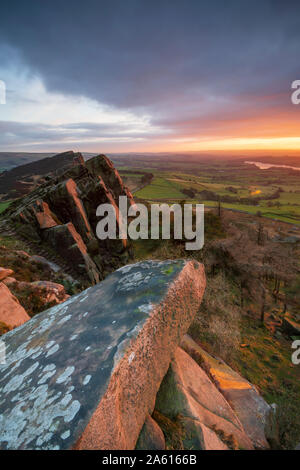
1 150 300 159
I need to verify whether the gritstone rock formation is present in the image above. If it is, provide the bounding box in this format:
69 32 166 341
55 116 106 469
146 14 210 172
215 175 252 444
3 152 135 285
0 151 85 200
150 335 277 450
0 259 275 450
0 282 30 328
0 260 206 450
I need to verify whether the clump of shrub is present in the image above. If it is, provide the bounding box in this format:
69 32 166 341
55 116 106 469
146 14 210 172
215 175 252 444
188 272 241 364
0 321 10 336
10 285 56 317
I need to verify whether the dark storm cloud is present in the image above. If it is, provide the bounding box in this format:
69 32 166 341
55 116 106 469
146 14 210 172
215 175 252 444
1 0 300 151
0 0 299 111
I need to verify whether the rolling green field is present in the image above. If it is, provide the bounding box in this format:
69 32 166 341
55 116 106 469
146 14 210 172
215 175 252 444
0 201 11 214
118 158 300 225
135 176 185 199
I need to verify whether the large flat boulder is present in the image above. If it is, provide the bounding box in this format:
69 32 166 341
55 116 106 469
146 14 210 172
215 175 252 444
0 259 205 450
0 282 30 328
180 335 274 449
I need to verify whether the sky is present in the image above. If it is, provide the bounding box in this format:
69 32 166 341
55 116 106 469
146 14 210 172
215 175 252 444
0 0 300 155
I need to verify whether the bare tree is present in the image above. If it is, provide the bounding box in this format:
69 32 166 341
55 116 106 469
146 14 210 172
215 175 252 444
257 222 264 245
261 286 266 324
217 198 222 218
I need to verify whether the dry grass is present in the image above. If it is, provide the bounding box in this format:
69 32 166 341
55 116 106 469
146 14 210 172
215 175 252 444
188 272 241 364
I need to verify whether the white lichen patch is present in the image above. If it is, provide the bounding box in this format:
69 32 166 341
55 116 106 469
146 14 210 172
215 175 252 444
37 370 56 385
56 366 75 384
116 260 172 274
3 362 39 394
61 430 70 440
82 375 91 386
36 316 56 334
117 271 152 292
116 263 139 273
46 344 60 357
128 352 135 364
0 385 81 449
43 364 56 372
113 337 131 370
57 314 72 326
138 303 153 314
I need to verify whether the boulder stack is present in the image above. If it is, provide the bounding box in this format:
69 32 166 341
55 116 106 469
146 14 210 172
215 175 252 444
4 153 135 284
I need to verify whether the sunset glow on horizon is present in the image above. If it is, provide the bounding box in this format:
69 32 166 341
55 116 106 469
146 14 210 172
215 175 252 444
0 1 300 157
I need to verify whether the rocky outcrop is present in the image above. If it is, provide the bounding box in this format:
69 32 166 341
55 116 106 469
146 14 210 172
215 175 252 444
0 267 14 281
154 346 253 450
0 258 277 451
138 337 276 451
2 277 17 286
29 255 61 273
0 151 85 200
0 282 30 328
3 153 135 284
13 280 69 306
179 335 276 449
43 223 100 284
0 244 78 324
0 260 206 450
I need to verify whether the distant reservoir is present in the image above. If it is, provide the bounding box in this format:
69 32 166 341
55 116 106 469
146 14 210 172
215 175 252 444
245 161 300 171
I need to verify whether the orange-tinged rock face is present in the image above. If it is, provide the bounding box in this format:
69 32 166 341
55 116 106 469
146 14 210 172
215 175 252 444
75 260 206 450
209 368 251 391
35 212 57 230
180 335 273 449
155 346 253 450
0 268 14 282
180 334 252 391
0 282 30 328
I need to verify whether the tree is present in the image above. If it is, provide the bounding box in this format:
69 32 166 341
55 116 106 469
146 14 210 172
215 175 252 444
260 286 266 324
257 222 264 245
217 197 222 218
